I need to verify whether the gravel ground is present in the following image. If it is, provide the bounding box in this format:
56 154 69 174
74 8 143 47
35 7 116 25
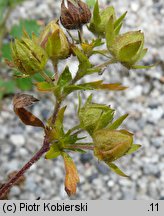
0 0 164 200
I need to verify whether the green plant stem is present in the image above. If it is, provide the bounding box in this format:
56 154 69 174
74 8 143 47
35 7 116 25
51 99 62 125
40 70 53 84
71 59 117 85
78 27 84 43
94 59 117 70
52 62 59 82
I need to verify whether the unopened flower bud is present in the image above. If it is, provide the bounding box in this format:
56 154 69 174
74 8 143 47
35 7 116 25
93 129 133 162
10 37 48 75
107 30 147 69
39 20 70 62
78 95 114 135
89 5 116 36
60 0 91 29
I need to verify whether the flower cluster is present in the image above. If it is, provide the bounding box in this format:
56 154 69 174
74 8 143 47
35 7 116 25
4 0 150 197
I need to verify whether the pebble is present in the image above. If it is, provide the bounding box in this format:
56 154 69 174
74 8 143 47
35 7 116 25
9 134 25 147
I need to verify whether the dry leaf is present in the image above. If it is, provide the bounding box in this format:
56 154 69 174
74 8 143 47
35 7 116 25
13 94 44 128
13 93 39 109
62 153 80 196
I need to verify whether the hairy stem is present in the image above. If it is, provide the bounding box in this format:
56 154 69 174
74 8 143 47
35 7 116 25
52 62 59 82
78 27 84 43
0 136 50 200
94 59 117 70
51 99 62 125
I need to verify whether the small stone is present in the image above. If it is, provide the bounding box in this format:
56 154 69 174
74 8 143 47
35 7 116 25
131 2 139 12
10 134 25 147
96 163 109 175
80 153 93 164
9 186 21 197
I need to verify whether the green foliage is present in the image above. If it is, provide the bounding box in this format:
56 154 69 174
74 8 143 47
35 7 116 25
86 0 96 7
10 20 41 38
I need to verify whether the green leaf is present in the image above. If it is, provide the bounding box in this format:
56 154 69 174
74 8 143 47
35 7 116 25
16 77 33 91
35 82 55 92
10 19 41 38
45 144 61 159
57 66 72 92
126 144 141 155
119 41 142 62
0 79 16 96
107 162 129 177
51 106 67 137
86 0 96 7
72 46 92 78
1 43 11 60
108 114 129 130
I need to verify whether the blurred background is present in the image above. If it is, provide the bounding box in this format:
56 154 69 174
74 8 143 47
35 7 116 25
0 0 164 200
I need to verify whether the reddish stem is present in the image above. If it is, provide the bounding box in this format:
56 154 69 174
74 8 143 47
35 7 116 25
0 136 50 200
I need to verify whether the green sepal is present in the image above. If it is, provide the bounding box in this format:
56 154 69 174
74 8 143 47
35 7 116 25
132 64 156 69
114 11 127 33
118 41 142 62
107 162 129 177
106 15 115 50
107 113 129 130
92 0 101 24
126 144 141 155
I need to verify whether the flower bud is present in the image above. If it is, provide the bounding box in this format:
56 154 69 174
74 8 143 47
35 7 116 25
107 31 147 69
10 37 48 75
93 129 133 162
89 5 116 36
60 0 91 29
78 95 114 135
39 20 70 62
